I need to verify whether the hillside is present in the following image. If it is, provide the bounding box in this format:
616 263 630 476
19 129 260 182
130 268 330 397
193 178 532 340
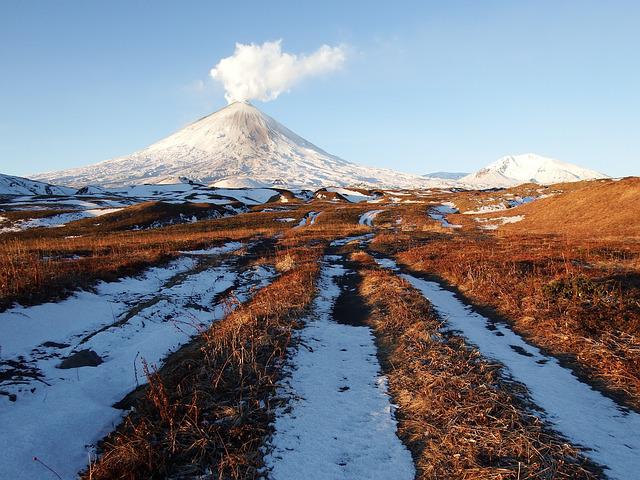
0 173 75 196
501 177 640 237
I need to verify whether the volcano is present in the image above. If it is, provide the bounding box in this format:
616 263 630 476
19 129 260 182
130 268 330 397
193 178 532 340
33 102 433 189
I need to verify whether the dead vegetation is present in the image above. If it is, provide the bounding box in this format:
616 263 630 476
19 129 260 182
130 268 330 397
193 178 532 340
69 201 233 232
0 195 372 309
83 242 323 479
501 177 640 238
0 209 291 310
385 233 640 409
366 179 640 408
353 255 600 479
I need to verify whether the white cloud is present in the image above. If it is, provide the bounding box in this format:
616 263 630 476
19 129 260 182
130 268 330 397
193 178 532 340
210 40 346 104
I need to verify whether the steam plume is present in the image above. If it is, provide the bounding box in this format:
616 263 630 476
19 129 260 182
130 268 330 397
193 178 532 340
210 40 346 104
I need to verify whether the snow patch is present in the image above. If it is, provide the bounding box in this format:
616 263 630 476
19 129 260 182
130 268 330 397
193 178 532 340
295 211 321 228
179 241 243 255
1 208 123 232
326 187 376 203
213 188 279 205
475 215 525 230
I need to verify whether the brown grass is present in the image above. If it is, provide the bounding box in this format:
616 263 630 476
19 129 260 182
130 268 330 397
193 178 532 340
1 197 379 310
390 233 640 408
70 201 232 232
84 242 323 479
0 209 292 309
449 182 562 215
500 177 640 238
354 257 599 479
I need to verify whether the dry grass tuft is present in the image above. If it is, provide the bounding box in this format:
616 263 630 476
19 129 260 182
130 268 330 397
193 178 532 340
274 252 295 272
348 250 377 265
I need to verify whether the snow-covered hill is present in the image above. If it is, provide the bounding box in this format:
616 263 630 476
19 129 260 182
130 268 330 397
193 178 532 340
33 102 441 190
460 153 608 188
0 173 75 196
424 171 468 181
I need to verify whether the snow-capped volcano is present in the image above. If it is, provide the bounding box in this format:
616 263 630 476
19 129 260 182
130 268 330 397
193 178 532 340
460 153 608 188
33 102 436 189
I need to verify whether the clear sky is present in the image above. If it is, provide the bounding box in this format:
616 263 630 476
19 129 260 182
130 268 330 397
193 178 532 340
1 0 638 178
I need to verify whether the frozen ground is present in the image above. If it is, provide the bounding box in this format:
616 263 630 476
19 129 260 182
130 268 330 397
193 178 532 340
0 185 292 234
376 257 640 480
212 188 279 205
462 195 537 215
0 241 274 480
263 254 414 479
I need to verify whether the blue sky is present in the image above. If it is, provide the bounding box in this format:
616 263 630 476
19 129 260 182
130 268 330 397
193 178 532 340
1 0 638 178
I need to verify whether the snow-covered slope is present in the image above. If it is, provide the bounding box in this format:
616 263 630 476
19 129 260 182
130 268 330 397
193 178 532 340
0 173 75 196
33 102 440 189
424 171 468 180
460 154 608 188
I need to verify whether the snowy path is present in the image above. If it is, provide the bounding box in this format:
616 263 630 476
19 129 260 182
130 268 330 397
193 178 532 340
295 211 321 227
428 203 461 228
263 254 414 479
377 257 640 480
358 209 385 227
0 242 275 480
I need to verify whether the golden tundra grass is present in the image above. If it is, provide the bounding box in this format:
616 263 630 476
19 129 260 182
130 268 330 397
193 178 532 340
84 243 323 479
499 177 640 238
0 196 374 309
0 208 291 309
382 232 640 409
353 253 599 479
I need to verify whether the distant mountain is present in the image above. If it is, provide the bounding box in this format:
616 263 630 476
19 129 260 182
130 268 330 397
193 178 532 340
32 101 440 190
424 171 468 180
460 153 608 188
0 173 75 196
